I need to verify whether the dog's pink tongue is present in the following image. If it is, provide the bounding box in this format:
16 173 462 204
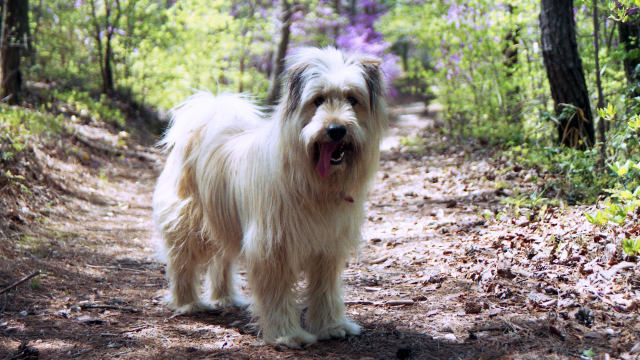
316 142 340 178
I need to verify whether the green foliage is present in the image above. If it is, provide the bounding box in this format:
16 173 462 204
30 277 43 290
582 348 596 359
378 0 639 208
585 105 640 256
51 89 126 127
506 144 610 203
380 1 546 144
622 237 640 256
0 105 64 137
398 136 426 152
128 0 272 110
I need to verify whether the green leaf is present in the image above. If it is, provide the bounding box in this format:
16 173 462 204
582 348 596 358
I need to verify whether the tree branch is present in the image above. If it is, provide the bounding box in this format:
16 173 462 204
0 270 41 295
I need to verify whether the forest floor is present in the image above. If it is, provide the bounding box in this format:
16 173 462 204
1 101 639 360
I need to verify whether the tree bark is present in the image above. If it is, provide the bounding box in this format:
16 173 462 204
265 0 293 106
503 5 521 123
101 0 121 94
0 0 28 104
89 0 106 92
593 0 606 169
619 21 640 98
540 0 595 148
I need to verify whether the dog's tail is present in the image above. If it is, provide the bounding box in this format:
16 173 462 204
158 91 264 152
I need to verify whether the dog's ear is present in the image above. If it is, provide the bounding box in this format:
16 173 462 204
360 57 384 115
284 64 308 118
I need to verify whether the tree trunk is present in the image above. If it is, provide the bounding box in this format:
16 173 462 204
0 0 28 104
101 0 120 94
265 0 292 106
540 0 595 148
103 32 114 94
89 0 106 92
619 21 640 98
503 5 521 123
332 0 340 42
593 0 606 169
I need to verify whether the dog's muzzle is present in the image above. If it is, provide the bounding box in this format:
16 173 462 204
315 123 353 179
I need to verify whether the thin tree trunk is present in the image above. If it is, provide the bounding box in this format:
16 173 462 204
89 0 106 92
503 5 521 123
619 21 640 98
332 0 340 43
101 0 120 94
104 32 114 93
265 0 292 105
593 0 606 168
540 0 595 148
0 0 28 104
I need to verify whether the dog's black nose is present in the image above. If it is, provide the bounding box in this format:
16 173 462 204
327 123 347 141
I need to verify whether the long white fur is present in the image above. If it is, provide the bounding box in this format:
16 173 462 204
153 47 387 348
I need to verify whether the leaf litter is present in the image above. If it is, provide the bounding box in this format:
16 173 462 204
0 100 638 359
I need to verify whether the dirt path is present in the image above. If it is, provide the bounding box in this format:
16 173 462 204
1 103 639 359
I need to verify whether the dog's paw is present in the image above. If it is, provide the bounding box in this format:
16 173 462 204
165 295 214 315
313 319 361 340
209 295 249 309
268 329 318 349
168 301 211 315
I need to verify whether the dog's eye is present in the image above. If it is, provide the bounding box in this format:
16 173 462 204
313 96 325 107
347 96 358 107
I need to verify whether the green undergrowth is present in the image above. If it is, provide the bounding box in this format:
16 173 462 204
1 88 128 161
505 144 612 204
49 89 127 127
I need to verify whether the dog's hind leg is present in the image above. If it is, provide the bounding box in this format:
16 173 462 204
207 248 248 308
164 241 206 314
246 253 317 348
305 254 361 340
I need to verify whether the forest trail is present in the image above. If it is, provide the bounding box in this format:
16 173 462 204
1 102 639 359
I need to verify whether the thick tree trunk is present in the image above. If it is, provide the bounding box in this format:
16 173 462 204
540 0 595 148
619 21 640 98
0 0 28 104
266 0 292 105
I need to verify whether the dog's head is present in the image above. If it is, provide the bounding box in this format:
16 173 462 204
278 47 387 184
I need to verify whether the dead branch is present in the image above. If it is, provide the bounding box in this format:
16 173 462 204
80 303 137 312
0 270 41 295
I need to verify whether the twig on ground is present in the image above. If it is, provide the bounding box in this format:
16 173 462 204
80 303 138 312
85 264 149 273
369 255 390 265
468 325 512 333
120 324 152 334
0 270 41 295
345 299 415 306
500 318 518 333
345 300 376 305
386 299 415 306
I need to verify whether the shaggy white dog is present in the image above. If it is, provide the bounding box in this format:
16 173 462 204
153 47 387 348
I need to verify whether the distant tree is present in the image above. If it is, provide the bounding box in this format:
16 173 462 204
266 0 293 105
0 0 29 104
503 4 521 123
592 0 606 169
540 0 595 148
89 0 122 94
619 21 640 98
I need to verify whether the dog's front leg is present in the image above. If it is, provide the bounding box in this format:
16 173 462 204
247 255 317 348
305 254 362 339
